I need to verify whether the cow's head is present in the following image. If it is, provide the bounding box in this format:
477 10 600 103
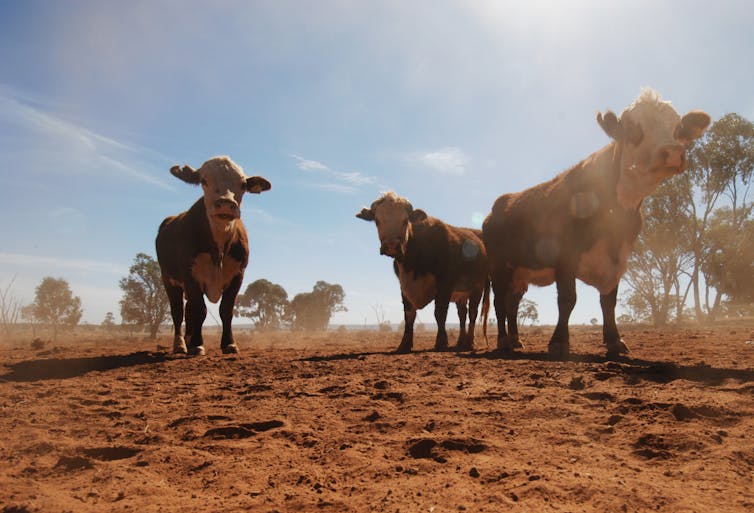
170 156 271 226
596 88 710 209
356 191 427 259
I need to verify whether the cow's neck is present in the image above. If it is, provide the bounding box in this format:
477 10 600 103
207 217 235 262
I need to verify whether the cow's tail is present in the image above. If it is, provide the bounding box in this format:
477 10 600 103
481 275 490 348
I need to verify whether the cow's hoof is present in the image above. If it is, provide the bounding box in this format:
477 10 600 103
548 342 570 361
394 343 412 354
222 344 239 355
497 335 523 353
188 345 206 356
606 340 629 360
173 336 187 354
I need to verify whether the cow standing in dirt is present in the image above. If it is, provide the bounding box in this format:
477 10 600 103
357 192 489 353
156 156 271 355
482 89 710 359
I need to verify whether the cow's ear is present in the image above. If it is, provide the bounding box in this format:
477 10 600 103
675 110 711 142
170 165 201 185
245 176 271 194
356 208 375 221
409 209 428 223
596 111 622 140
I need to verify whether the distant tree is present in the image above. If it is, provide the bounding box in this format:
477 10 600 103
289 281 347 331
27 277 83 340
617 314 634 325
685 113 754 322
0 276 23 336
517 298 539 326
119 253 170 339
371 303 392 332
702 210 754 308
235 279 289 330
622 178 693 326
102 311 116 329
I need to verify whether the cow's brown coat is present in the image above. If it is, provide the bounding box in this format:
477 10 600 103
358 193 489 353
482 90 710 359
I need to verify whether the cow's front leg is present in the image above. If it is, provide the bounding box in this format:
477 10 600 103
164 282 187 354
601 286 629 359
219 274 243 354
549 269 576 361
433 288 451 351
396 294 415 354
455 300 468 350
184 282 207 356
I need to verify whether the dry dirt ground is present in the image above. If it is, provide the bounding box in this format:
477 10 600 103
1 324 753 513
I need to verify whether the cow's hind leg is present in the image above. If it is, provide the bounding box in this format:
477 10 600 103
219 275 243 354
601 286 629 359
549 270 576 361
492 269 522 352
396 294 416 354
454 300 468 350
463 291 482 352
164 282 187 354
504 290 524 350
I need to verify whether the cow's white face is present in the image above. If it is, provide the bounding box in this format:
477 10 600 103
597 89 710 209
356 192 425 259
170 156 271 227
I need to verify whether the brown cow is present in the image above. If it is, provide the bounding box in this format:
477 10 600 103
156 156 271 355
357 192 489 353
482 89 710 360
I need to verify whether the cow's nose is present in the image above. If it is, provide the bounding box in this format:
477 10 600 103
380 240 400 257
214 197 238 210
659 144 685 168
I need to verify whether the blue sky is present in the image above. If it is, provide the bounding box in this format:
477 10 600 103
1 1 753 329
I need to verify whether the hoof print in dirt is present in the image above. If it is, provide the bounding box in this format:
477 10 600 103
204 420 284 439
55 455 94 471
407 438 487 462
81 446 142 461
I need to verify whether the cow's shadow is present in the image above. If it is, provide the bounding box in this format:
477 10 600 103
298 348 754 387
458 349 754 386
0 351 172 382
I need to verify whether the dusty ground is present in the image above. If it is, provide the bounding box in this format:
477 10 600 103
1 324 753 513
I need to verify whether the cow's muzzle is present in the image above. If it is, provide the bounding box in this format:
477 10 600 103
213 198 240 220
380 240 403 259
656 144 686 173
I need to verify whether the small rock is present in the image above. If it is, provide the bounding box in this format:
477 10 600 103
469 467 480 478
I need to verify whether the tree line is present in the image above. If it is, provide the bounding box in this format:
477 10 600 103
622 112 754 325
2 113 751 338
0 253 347 340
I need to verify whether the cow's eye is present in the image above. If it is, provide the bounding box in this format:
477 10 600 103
200 178 208 186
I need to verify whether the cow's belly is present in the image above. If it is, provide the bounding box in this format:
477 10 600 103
398 264 437 310
512 266 556 293
576 239 632 294
191 253 243 303
397 264 476 309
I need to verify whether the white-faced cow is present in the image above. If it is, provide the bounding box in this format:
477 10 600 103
482 89 710 360
357 192 489 353
156 156 271 356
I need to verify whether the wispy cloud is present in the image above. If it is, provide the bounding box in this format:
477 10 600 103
408 147 469 175
0 252 126 275
292 154 375 193
0 85 173 190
